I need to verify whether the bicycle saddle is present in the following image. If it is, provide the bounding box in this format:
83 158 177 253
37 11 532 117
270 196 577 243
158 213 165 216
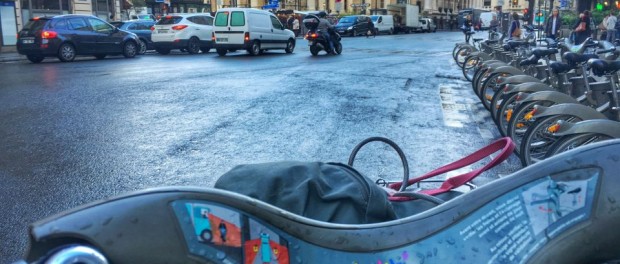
14 140 620 264
484 39 500 45
473 38 484 42
532 48 558 58
563 52 598 66
549 61 574 74
519 54 540 66
588 59 620 76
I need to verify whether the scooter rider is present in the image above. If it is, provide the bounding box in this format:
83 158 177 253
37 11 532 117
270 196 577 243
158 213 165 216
317 11 335 53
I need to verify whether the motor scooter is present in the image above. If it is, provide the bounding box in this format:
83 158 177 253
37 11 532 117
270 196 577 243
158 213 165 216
303 15 342 56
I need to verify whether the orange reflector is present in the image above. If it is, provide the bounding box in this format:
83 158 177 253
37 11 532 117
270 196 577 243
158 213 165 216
547 123 560 133
524 109 537 121
485 94 493 101
516 123 525 128
506 109 513 121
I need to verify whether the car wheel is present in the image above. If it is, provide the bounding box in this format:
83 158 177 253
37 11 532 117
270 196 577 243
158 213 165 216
216 48 227 56
138 39 147 55
187 37 200 54
200 47 211 53
285 39 295 53
94 54 106 60
249 41 260 56
57 43 76 62
156 48 171 55
334 42 342 55
26 55 44 63
123 41 137 58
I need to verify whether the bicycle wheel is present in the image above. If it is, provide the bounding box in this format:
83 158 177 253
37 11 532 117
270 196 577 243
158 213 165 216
455 46 474 68
506 100 554 152
519 115 582 167
545 133 614 158
462 55 480 82
494 92 520 137
478 72 512 110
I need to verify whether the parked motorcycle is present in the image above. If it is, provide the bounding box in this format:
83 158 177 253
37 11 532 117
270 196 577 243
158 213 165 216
303 15 342 56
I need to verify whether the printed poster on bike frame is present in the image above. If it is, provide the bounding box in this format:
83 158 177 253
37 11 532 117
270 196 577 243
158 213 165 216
171 167 598 263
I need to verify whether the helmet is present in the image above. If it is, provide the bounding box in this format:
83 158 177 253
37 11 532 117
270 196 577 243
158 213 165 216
318 11 327 18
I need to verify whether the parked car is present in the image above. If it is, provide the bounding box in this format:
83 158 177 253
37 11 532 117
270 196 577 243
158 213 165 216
151 13 214 55
335 15 372 37
212 8 295 56
16 15 140 63
131 14 157 21
370 15 395 35
110 20 155 54
419 18 436 33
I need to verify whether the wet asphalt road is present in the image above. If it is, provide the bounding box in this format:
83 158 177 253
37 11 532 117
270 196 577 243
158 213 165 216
0 31 521 262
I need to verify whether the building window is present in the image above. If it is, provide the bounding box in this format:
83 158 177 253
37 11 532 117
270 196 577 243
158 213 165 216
511 0 518 5
21 0 68 10
484 0 491 6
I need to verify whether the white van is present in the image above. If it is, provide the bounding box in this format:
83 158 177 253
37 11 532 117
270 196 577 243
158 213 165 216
479 12 495 30
370 15 395 34
212 8 296 56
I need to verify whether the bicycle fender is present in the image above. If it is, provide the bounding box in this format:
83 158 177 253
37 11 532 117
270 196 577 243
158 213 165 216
533 103 607 120
481 60 505 68
553 119 620 138
491 65 525 75
506 82 554 95
468 51 492 60
501 75 543 85
516 91 578 105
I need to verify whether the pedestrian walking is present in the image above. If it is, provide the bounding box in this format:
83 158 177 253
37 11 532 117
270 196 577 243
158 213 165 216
545 8 562 39
509 12 521 40
606 11 617 42
573 10 592 44
292 15 300 37
462 15 474 42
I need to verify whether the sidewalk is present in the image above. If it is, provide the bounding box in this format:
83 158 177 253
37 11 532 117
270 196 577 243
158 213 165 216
0 46 25 63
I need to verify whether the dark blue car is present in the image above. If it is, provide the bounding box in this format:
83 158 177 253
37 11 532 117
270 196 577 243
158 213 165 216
111 20 155 54
16 15 140 63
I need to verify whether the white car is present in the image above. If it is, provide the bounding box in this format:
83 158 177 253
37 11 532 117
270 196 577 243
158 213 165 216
151 13 214 55
212 8 296 56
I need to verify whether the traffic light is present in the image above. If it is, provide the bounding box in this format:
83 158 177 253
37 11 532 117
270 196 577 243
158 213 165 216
523 8 528 15
596 2 603 10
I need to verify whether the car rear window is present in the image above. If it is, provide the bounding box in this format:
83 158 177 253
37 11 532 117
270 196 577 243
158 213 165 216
215 12 229 26
23 19 49 32
230 11 245 26
157 16 183 25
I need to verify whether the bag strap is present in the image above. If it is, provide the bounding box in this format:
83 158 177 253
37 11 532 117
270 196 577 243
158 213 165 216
387 137 515 201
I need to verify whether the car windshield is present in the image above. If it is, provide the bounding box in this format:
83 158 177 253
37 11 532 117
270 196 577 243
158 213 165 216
156 16 183 25
338 17 355 23
23 19 48 31
370 16 379 22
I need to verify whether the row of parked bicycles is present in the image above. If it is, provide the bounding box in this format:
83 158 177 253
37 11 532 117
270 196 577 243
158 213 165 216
452 26 620 167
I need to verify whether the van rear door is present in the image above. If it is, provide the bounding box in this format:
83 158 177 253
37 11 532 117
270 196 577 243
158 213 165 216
214 10 246 45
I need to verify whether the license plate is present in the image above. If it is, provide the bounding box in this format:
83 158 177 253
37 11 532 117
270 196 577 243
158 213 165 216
158 30 168 33
22 39 34 44
216 38 228 42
